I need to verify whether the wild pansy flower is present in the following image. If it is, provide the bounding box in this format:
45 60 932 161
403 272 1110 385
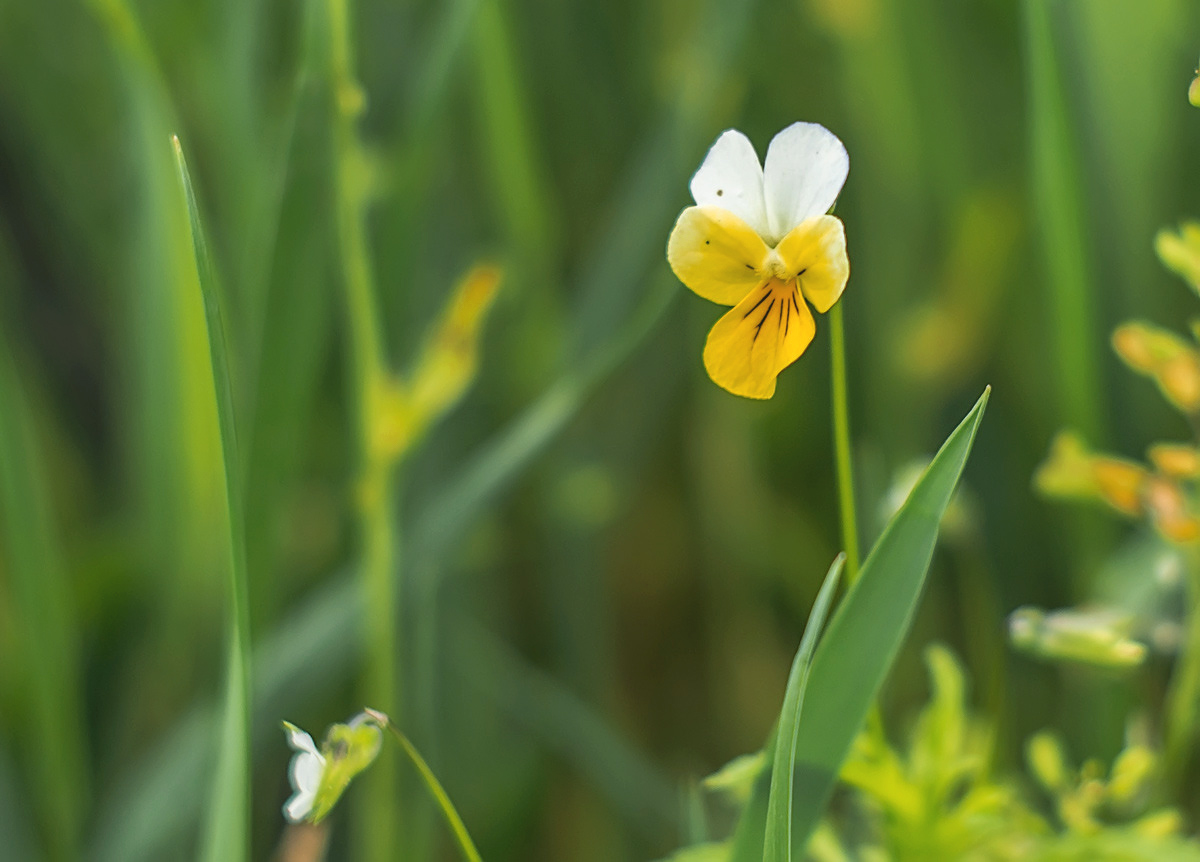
667 122 850 398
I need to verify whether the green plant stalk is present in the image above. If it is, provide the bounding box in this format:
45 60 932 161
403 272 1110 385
325 0 401 857
374 716 483 862
829 301 861 584
1165 547 1200 794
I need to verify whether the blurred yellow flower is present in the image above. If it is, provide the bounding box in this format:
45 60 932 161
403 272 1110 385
1035 431 1148 517
369 264 502 465
1155 221 1200 294
1112 321 1200 414
667 123 850 398
1144 476 1200 545
1148 442 1200 479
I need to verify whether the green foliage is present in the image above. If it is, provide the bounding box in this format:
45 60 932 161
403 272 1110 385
838 645 1041 860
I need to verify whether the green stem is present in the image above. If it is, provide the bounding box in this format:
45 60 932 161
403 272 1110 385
1165 547 1200 795
325 0 401 856
829 301 860 584
375 716 483 862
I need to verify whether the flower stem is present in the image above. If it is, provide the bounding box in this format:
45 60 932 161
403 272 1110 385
829 301 861 584
326 0 402 856
375 716 483 862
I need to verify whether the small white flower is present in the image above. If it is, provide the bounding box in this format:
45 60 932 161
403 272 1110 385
282 722 326 823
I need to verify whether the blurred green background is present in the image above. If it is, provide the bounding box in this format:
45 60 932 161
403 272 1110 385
1 0 1199 859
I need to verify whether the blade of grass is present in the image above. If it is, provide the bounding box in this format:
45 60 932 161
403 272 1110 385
0 343 88 862
1022 0 1103 441
763 554 845 862
172 137 252 862
732 387 990 860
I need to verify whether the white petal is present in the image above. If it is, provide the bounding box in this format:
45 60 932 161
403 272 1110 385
283 788 316 823
290 750 325 795
689 130 770 239
284 723 319 757
762 122 849 243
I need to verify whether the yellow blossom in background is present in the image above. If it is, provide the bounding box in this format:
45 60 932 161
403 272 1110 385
1112 321 1200 414
667 122 850 398
1035 431 1148 517
1148 442 1200 479
1155 221 1200 295
1144 476 1200 545
1036 433 1200 545
370 264 502 464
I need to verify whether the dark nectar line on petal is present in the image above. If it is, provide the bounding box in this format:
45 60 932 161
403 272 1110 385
753 299 776 343
743 287 772 319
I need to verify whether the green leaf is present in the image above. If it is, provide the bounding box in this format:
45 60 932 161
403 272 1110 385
172 137 253 862
732 387 989 860
763 554 845 862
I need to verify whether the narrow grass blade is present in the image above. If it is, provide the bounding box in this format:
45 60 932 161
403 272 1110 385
172 137 252 862
732 388 990 860
377 719 482 862
763 554 845 862
1022 0 1103 440
0 346 88 861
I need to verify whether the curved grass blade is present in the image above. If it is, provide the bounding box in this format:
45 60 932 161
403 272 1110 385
763 554 845 862
372 716 482 862
172 136 252 862
732 387 989 861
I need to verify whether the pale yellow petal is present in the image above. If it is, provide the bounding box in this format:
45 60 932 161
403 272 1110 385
667 206 770 306
775 215 848 314
702 278 815 399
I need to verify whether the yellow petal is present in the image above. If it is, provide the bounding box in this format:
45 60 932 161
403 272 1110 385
1148 442 1200 479
775 215 848 314
702 278 815 399
667 205 770 305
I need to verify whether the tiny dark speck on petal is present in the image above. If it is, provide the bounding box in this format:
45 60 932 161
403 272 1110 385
716 189 723 196
705 240 710 245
